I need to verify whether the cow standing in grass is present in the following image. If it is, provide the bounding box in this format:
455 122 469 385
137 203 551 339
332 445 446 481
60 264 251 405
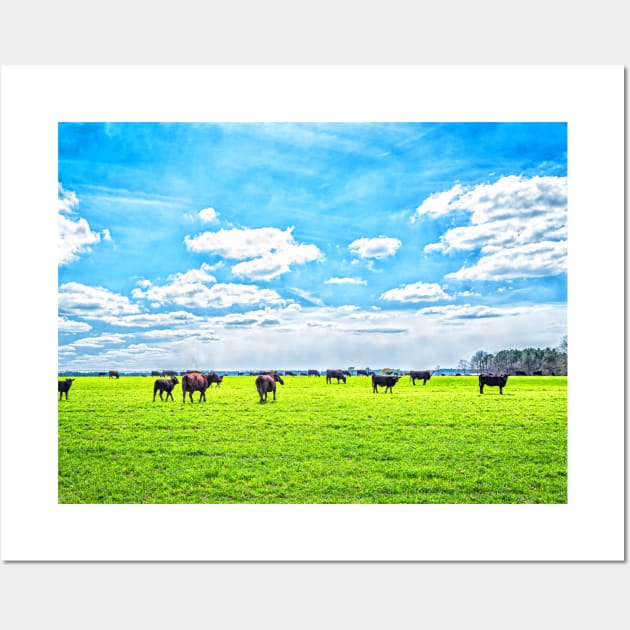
206 371 223 387
256 372 284 403
182 371 209 403
479 374 508 394
326 369 347 384
153 376 179 402
58 378 75 400
108 370 119 379
372 373 400 393
410 370 431 385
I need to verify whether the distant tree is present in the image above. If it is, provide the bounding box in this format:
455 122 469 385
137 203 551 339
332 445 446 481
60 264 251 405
470 350 490 373
457 359 469 373
558 336 567 353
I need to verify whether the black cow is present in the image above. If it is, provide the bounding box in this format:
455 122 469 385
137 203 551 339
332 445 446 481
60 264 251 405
182 371 209 403
372 374 400 393
326 369 347 384
255 372 284 403
356 370 370 376
58 378 75 400
205 371 223 387
307 369 320 377
479 374 509 394
153 376 179 402
410 370 431 385
108 370 119 379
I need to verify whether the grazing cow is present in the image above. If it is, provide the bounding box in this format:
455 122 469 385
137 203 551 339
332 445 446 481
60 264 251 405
479 374 509 394
307 369 320 377
410 370 432 386
58 378 75 400
153 376 179 402
205 371 224 387
182 371 209 403
255 372 284 403
108 370 119 379
372 373 400 394
326 369 347 384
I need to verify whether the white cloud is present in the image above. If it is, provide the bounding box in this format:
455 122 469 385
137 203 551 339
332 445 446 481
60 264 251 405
98 310 205 328
71 333 127 348
412 184 466 219
58 282 141 318
417 303 521 319
184 226 323 280
380 281 451 303
131 264 285 309
418 175 567 280
447 241 567 281
325 277 367 285
58 316 92 333
198 207 219 222
348 236 401 259
58 184 109 266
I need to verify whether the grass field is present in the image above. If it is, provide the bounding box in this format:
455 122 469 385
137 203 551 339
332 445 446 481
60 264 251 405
58 375 567 504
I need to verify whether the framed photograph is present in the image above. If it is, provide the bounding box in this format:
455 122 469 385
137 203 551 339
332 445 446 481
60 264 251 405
0 66 624 560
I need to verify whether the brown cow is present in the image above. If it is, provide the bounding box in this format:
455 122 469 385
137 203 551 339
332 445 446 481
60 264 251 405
182 371 209 403
255 372 284 403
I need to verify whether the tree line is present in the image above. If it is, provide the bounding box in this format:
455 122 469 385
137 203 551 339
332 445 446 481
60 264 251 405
459 336 567 376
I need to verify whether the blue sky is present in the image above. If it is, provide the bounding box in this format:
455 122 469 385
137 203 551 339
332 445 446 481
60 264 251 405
58 122 567 372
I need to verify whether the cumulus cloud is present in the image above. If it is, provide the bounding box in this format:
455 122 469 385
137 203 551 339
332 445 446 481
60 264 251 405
417 175 567 280
58 184 108 265
348 236 401 259
447 241 567 281
59 282 141 318
198 207 219 222
131 264 285 309
184 226 323 280
380 281 451 303
58 316 92 333
325 277 367 285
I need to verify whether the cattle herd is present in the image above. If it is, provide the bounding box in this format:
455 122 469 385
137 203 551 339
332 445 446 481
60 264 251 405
58 369 512 403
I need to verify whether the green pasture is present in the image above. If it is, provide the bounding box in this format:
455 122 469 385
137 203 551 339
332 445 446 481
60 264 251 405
58 375 567 504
